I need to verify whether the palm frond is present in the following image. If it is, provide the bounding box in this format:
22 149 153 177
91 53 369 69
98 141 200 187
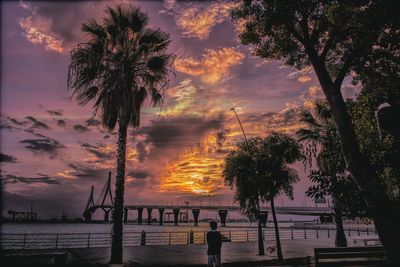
81 19 106 40
139 29 171 52
127 5 149 33
315 101 333 122
296 128 323 143
68 4 174 131
299 109 321 128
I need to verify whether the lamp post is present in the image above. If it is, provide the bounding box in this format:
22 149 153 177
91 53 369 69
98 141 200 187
375 103 392 141
375 102 400 140
230 107 265 256
230 108 248 143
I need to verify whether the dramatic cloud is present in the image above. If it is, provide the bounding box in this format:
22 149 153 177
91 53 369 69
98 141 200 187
239 107 304 134
57 119 66 127
67 163 109 180
16 1 129 54
127 169 152 179
298 85 325 109
176 2 239 40
175 47 245 84
215 130 229 153
20 138 64 154
138 116 224 149
0 153 17 163
160 148 225 195
1 1 324 215
136 141 151 162
2 173 61 185
297 76 312 83
18 1 64 53
26 116 49 129
47 109 63 116
8 117 29 126
81 142 114 160
287 66 314 83
308 85 323 97
73 124 89 133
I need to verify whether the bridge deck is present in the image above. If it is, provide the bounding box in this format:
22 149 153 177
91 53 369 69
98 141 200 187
86 204 332 215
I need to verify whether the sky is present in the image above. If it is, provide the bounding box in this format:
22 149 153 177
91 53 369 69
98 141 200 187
0 0 359 219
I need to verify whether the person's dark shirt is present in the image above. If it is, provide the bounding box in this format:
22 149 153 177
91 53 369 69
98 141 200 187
207 230 222 255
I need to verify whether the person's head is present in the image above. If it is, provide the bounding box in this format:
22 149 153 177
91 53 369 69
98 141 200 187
209 221 217 230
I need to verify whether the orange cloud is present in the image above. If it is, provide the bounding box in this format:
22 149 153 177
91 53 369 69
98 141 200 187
56 169 76 179
176 2 240 40
18 4 64 53
298 85 325 110
288 66 314 83
308 85 323 97
175 48 245 84
297 76 312 83
159 147 225 196
303 100 317 110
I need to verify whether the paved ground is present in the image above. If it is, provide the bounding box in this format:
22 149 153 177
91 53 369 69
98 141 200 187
65 239 335 266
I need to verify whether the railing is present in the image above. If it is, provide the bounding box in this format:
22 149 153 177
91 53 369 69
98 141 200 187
0 227 377 250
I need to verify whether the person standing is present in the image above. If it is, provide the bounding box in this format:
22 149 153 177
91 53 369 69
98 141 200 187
207 221 222 267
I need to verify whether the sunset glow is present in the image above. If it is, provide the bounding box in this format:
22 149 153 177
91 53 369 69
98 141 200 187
1 0 360 217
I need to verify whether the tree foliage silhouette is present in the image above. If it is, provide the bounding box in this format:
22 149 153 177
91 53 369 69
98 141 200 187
223 133 302 261
231 1 399 264
297 101 367 247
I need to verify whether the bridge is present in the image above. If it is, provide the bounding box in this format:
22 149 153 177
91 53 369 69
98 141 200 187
83 172 334 226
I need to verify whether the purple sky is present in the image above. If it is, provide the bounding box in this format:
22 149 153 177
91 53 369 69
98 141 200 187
0 0 359 218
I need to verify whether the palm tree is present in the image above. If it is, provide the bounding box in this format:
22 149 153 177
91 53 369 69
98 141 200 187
223 133 302 262
67 5 174 264
297 101 366 247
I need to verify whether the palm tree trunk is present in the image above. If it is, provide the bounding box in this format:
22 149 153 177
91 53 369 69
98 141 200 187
109 123 128 264
270 198 283 261
333 205 347 247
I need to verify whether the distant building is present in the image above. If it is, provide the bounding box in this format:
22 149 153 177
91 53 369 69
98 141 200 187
7 210 38 222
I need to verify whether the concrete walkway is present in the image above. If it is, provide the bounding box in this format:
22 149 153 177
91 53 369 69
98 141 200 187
67 239 335 266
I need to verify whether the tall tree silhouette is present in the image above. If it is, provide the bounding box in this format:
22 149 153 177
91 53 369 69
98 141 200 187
223 133 302 262
68 5 174 264
231 1 399 264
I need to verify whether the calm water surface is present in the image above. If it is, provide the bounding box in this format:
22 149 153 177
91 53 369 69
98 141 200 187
2 222 301 234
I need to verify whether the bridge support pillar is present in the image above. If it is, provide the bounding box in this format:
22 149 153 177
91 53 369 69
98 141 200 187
192 209 200 226
137 207 143 225
104 209 111 222
158 208 165 225
173 208 180 226
259 211 268 228
218 209 228 227
124 208 128 223
147 208 152 225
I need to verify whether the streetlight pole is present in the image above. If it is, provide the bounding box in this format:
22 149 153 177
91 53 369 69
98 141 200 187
375 102 399 141
231 108 248 143
230 107 265 256
375 103 391 141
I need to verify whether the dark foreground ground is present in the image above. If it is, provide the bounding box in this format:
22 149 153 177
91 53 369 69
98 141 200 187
2 239 335 266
